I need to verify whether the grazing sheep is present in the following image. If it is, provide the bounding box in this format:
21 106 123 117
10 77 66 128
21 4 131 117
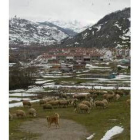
75 103 90 113
81 101 91 108
126 99 130 106
89 97 94 106
115 94 121 101
102 99 109 107
16 110 26 118
59 100 70 108
23 100 31 107
39 99 46 105
73 94 87 101
43 104 53 110
71 99 78 108
47 100 59 107
103 93 108 99
115 90 124 96
106 92 115 102
94 101 106 108
28 108 37 117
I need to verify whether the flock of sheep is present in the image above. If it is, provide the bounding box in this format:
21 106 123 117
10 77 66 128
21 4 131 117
9 89 130 120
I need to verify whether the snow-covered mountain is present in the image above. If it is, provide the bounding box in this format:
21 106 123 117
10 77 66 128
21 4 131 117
61 8 130 49
46 19 92 33
9 18 69 46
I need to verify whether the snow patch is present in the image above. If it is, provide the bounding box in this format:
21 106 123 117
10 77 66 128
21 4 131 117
101 126 124 140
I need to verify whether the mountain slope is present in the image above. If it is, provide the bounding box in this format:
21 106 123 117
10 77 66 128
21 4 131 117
9 18 70 46
61 8 130 48
38 21 77 37
46 19 92 33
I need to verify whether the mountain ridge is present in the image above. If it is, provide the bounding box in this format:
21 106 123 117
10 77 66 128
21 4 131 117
61 7 130 49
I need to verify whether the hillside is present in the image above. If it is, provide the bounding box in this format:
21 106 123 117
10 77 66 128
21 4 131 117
61 8 130 48
9 18 70 46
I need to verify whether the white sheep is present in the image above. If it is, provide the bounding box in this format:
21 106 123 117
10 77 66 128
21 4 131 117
28 108 37 117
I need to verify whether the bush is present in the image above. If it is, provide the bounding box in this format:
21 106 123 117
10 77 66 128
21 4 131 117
9 66 36 90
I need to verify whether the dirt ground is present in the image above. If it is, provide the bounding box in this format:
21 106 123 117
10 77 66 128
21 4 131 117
19 118 90 140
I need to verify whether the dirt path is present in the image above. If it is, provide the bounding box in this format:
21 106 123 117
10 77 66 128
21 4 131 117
19 118 90 140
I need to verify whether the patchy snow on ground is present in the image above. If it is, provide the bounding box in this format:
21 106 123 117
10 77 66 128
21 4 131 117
42 75 72 78
86 133 95 140
9 97 30 102
9 89 25 93
26 87 44 93
9 93 36 97
101 126 124 140
85 64 110 69
35 80 48 84
43 84 130 90
9 63 16 67
43 82 55 86
117 65 128 69
114 75 130 80
9 99 40 108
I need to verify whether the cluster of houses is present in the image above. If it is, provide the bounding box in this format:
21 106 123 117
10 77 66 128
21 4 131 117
41 48 102 63
37 47 130 63
32 47 130 67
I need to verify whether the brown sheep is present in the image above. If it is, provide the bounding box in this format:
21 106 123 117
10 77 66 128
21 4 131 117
115 94 121 101
16 110 26 118
75 103 90 113
39 99 46 105
103 93 108 99
28 108 37 117
81 101 91 108
126 99 130 106
59 100 70 108
102 99 109 107
73 94 88 101
47 100 59 107
43 104 53 110
106 92 115 102
94 100 106 108
23 100 31 107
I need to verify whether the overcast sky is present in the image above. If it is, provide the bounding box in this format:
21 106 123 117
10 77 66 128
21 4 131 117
9 0 130 25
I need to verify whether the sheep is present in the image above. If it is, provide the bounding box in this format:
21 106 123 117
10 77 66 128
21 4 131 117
81 101 92 108
39 99 46 105
28 108 37 117
115 94 121 101
103 93 108 99
126 99 130 106
73 94 88 101
23 100 31 107
71 99 78 108
94 100 106 108
75 103 90 113
16 110 26 118
105 92 115 102
59 100 70 108
115 90 124 96
43 104 53 110
89 97 94 106
47 100 59 108
102 99 109 107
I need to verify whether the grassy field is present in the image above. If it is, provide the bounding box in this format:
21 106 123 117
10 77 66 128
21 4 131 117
9 95 130 140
